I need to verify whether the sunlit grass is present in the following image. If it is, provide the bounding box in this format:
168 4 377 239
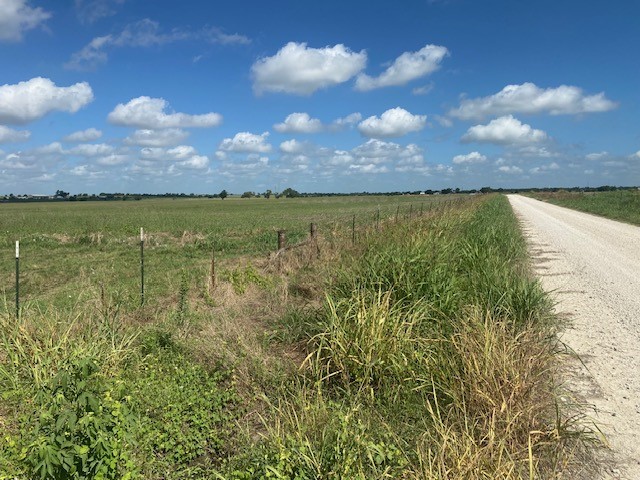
529 189 640 225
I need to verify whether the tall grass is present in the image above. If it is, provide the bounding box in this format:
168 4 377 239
218 195 592 478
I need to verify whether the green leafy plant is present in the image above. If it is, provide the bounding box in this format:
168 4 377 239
24 357 136 480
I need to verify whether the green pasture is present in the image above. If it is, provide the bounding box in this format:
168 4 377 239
530 189 640 225
0 195 448 313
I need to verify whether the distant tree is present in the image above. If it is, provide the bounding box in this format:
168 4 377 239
219 189 228 200
241 191 255 198
264 189 272 199
55 189 70 198
480 186 493 194
440 188 453 195
281 187 300 198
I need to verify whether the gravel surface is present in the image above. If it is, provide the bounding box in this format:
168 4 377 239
508 194 640 478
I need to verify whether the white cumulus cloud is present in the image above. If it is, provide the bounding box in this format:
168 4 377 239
0 77 93 125
498 165 523 174
108 96 222 129
0 0 50 42
358 107 426 138
449 82 617 120
355 44 448 91
251 42 366 95
280 139 306 154
452 151 487 164
0 125 30 143
219 132 272 153
63 128 102 143
274 113 323 133
124 128 189 147
462 115 548 145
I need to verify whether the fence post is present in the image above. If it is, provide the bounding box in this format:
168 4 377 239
409 204 413 220
395 205 400 224
209 248 216 292
140 227 145 306
376 207 380 230
310 223 317 239
420 202 424 216
15 241 19 319
352 215 356 245
278 230 286 250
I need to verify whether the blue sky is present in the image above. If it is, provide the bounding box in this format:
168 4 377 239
0 0 638 195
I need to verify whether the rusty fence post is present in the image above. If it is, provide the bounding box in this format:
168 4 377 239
278 230 286 250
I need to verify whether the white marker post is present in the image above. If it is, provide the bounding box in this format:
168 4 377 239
15 241 19 319
140 228 145 306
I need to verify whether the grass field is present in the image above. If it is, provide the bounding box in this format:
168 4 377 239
0 194 594 479
0 195 432 313
529 189 640 225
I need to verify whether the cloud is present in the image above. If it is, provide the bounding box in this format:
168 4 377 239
0 0 50 42
124 128 189 147
74 0 124 25
0 77 93 125
332 112 362 129
498 165 523 174
178 155 209 169
251 42 366 95
449 82 617 120
358 107 427 138
529 162 560 174
96 154 129 166
452 151 487 164
461 115 548 145
412 83 434 96
631 151 640 160
217 154 269 179
108 96 221 129
66 19 250 70
274 113 323 133
219 132 272 153
355 44 448 91
67 143 115 157
63 127 102 143
585 151 608 161
280 139 306 154
0 125 30 143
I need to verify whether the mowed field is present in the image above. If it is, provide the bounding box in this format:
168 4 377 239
0 195 430 312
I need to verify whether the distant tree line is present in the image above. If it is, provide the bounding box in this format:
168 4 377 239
1 185 636 203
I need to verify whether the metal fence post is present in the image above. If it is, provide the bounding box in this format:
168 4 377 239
15 241 19 319
140 227 145 306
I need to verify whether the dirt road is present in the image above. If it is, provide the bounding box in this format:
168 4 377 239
507 194 640 478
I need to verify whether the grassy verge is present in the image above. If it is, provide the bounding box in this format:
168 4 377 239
214 195 593 479
529 190 640 225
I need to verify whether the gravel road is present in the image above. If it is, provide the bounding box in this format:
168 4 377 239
507 194 640 479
